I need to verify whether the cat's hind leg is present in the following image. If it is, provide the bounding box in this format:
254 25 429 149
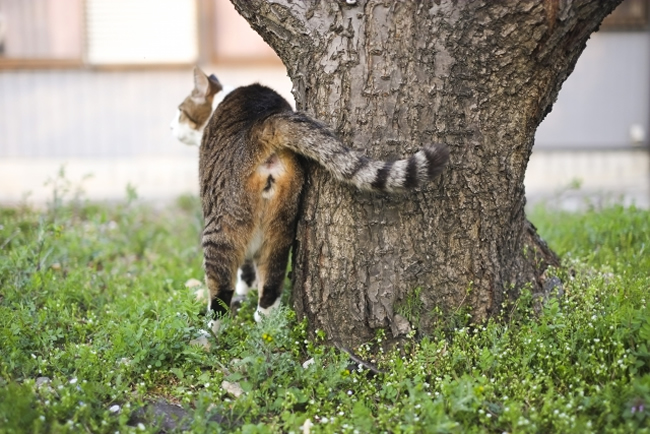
254 243 291 322
254 225 293 322
252 150 303 322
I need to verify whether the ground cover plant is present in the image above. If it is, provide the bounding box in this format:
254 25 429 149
1 177 649 433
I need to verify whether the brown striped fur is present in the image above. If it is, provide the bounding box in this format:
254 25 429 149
173 68 449 330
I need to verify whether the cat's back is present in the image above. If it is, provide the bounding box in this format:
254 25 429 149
198 83 297 205
207 84 293 139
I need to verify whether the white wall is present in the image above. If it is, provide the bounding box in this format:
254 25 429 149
535 31 650 149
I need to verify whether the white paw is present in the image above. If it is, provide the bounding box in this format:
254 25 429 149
254 299 281 322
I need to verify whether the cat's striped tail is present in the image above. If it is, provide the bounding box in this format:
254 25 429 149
262 112 449 192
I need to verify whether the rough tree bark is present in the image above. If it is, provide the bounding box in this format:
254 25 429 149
230 0 623 346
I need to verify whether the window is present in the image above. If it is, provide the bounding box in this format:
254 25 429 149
85 0 198 65
0 0 83 66
201 0 281 65
602 0 648 30
0 0 282 69
0 0 199 68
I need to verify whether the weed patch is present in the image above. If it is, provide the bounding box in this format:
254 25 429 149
1 189 649 432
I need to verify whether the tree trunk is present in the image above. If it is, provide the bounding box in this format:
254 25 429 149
230 0 622 346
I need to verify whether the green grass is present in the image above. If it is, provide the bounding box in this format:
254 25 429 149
1 184 649 433
531 203 649 275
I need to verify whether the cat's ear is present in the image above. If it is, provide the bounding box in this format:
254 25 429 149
192 67 222 101
192 67 211 100
208 74 223 94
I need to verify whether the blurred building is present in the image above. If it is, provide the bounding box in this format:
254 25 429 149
0 0 648 208
530 0 650 208
0 0 293 204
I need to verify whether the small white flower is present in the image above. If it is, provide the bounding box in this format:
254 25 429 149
69 378 78 385
109 405 120 413
138 422 146 430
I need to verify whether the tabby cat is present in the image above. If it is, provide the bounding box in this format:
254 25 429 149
171 67 449 333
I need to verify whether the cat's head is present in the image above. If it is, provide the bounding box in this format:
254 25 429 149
170 67 223 146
